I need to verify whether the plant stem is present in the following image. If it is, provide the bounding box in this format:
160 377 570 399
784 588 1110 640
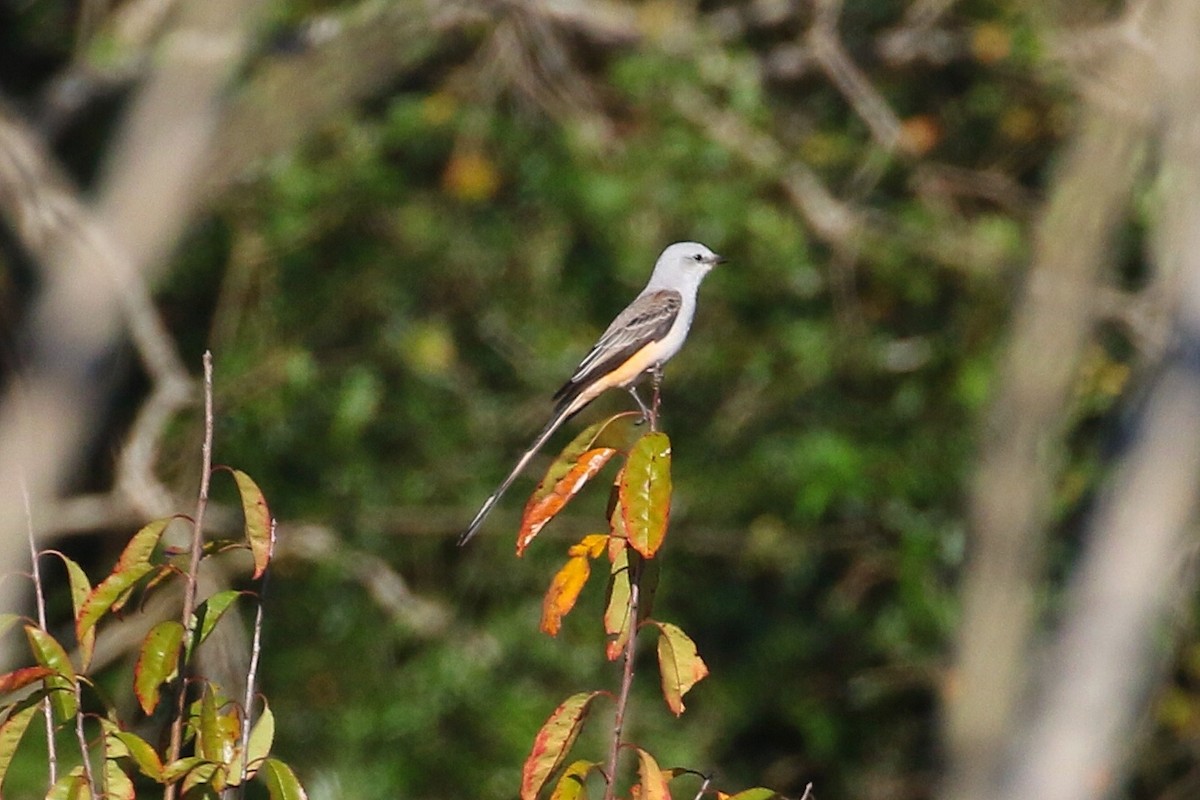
164 351 214 800
649 364 663 432
72 679 95 794
21 475 57 787
239 519 276 793
604 560 641 800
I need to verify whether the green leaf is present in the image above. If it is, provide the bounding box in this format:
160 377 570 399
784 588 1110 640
24 625 77 722
51 552 95 670
229 700 276 782
603 539 632 662
724 790 783 800
0 703 39 787
259 758 308 800
549 759 597 800
619 432 672 558
182 760 225 795
161 756 208 783
653 622 709 716
189 590 243 657
109 730 164 780
134 620 184 715
103 757 136 800
197 683 238 765
77 518 172 639
232 470 272 579
45 766 92 800
521 691 602 800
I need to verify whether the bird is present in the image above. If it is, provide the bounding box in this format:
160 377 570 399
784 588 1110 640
458 241 725 546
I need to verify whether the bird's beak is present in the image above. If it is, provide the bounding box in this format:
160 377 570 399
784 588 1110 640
711 254 728 266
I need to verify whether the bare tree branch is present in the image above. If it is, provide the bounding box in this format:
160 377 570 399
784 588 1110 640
0 0 266 666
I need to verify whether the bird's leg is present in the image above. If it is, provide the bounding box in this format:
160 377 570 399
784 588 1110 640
649 363 663 432
628 385 651 424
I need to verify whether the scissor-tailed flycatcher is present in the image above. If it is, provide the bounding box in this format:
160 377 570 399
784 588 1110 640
458 241 725 546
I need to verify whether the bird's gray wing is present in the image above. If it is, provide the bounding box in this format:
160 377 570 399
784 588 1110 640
553 289 682 404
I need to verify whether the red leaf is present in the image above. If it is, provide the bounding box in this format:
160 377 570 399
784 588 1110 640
134 620 184 714
231 470 272 579
0 666 53 693
521 692 602 800
653 622 709 716
541 556 591 637
619 433 672 558
634 748 671 800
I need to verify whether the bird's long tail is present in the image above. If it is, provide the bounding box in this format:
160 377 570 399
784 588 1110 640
457 399 578 546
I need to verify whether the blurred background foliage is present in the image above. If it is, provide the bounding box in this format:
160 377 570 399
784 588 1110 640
0 0 1180 798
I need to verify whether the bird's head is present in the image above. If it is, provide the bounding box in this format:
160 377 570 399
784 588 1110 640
650 242 727 288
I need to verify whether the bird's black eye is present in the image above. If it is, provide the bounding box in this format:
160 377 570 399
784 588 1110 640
692 253 703 261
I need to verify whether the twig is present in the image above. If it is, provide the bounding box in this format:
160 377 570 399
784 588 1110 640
799 782 815 800
71 679 95 795
239 518 276 791
164 351 214 800
649 364 663 432
808 0 902 151
690 773 713 800
603 561 640 800
20 475 57 786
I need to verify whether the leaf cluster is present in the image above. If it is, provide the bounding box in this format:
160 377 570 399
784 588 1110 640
0 472 305 800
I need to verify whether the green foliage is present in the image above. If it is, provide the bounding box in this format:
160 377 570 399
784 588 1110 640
4 0 1162 796
0 470 304 799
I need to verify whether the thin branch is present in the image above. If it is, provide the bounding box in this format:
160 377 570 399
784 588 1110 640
690 773 712 800
808 0 902 151
239 518 276 791
164 351 214 800
21 475 57 787
603 563 640 800
71 679 95 796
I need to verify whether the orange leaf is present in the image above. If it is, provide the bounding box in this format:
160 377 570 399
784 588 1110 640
620 433 672 558
541 556 591 636
521 692 602 800
518 449 616 555
516 413 643 556
634 748 671 800
569 533 610 559
653 622 709 716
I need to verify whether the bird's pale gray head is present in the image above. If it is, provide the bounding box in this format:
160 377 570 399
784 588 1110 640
648 241 726 288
